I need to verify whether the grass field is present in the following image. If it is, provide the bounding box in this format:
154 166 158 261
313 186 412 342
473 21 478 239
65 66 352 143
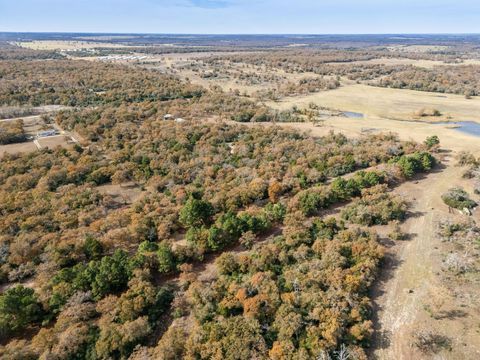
0 142 38 155
16 40 135 51
268 83 480 122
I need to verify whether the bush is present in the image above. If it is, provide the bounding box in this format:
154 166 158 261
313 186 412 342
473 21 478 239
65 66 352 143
186 226 210 251
388 221 408 241
264 203 286 223
414 108 441 117
298 191 327 216
215 252 239 275
413 330 452 354
393 152 435 178
331 171 383 202
424 135 440 149
455 151 478 167
341 185 407 226
87 167 112 185
231 110 255 122
441 188 477 210
138 241 159 253
239 231 256 249
83 236 103 260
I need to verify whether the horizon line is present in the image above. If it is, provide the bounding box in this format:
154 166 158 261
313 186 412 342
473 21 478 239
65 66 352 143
1 31 480 36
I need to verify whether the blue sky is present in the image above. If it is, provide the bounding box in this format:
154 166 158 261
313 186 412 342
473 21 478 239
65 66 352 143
1 0 479 34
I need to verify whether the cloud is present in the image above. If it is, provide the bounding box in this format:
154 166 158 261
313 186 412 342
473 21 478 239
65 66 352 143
188 0 234 9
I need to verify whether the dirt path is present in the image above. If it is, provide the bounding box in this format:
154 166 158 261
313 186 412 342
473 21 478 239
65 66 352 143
371 157 478 359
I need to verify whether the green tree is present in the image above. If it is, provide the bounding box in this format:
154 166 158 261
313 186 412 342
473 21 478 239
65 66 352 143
91 250 131 299
83 236 103 260
395 156 417 178
179 197 215 228
157 242 176 273
298 191 324 216
0 286 43 337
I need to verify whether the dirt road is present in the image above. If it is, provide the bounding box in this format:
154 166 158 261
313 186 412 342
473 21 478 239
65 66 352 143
371 157 480 359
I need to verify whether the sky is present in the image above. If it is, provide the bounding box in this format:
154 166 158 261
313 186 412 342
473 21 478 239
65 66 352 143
0 0 479 34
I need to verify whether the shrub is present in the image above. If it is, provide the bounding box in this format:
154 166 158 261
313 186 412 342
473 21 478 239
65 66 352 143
393 152 435 178
83 236 103 260
388 220 408 241
341 185 407 226
414 108 441 117
239 231 256 249
413 330 452 354
298 191 327 216
138 241 159 253
442 188 477 210
424 135 440 149
215 252 239 275
455 151 478 167
264 202 286 223
186 226 210 251
87 167 112 185
231 110 255 122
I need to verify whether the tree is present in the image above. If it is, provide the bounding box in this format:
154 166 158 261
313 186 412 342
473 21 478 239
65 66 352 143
268 180 283 203
154 324 187 359
395 156 416 178
179 197 214 228
0 286 43 337
216 252 239 275
298 191 324 216
157 242 176 273
91 250 131 299
185 316 267 359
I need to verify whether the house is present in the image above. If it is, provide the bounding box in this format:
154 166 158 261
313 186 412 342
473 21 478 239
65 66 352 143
37 129 58 138
174 118 186 123
163 114 174 121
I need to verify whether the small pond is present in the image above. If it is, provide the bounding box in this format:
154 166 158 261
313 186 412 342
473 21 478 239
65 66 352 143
434 121 480 137
338 113 480 138
342 111 364 118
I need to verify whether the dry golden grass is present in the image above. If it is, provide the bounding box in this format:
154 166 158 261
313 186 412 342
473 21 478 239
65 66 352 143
0 141 38 155
268 83 480 123
37 135 73 149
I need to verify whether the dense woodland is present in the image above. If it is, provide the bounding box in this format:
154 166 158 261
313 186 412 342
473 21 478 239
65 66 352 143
0 43 63 61
0 120 27 144
0 44 440 359
204 51 480 96
376 65 480 96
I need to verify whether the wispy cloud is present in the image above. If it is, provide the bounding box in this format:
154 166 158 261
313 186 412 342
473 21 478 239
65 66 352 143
188 0 234 9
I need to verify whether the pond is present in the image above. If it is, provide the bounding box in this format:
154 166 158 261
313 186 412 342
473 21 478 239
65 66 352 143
434 121 480 137
342 111 364 118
